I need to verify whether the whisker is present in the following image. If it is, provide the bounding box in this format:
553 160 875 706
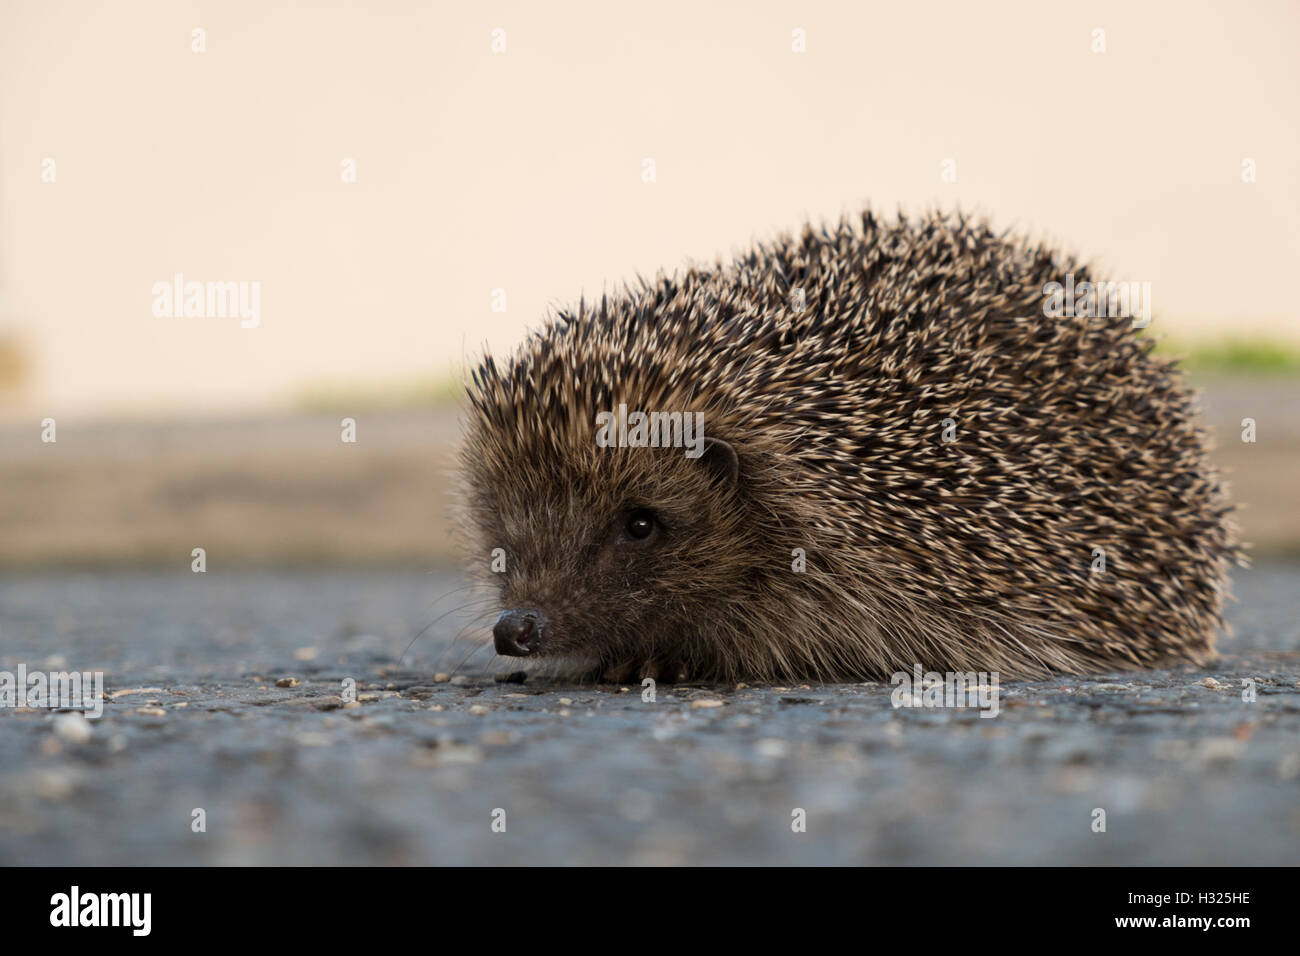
430 606 499 671
447 634 499 677
399 591 496 665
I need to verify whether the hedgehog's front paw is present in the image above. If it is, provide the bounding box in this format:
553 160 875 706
599 659 683 684
644 659 684 684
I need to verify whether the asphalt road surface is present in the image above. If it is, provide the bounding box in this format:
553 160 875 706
1 563 1297 865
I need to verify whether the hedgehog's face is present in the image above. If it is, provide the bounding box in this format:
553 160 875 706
465 431 750 678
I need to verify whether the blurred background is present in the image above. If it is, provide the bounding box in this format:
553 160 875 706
2 0 1298 870
1 0 1298 565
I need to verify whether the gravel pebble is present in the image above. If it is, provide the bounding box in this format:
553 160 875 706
53 712 93 744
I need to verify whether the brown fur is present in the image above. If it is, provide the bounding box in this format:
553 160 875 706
459 208 1243 682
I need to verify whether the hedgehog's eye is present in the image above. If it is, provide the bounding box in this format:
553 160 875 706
624 509 656 541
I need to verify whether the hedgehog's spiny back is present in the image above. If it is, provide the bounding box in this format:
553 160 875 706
464 208 1241 680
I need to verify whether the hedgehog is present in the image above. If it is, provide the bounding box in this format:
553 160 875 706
458 208 1242 683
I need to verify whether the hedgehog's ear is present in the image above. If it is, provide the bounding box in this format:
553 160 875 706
699 437 740 487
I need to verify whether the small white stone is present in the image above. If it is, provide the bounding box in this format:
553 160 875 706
54 712 93 744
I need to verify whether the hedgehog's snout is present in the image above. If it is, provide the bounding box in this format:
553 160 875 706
493 608 546 657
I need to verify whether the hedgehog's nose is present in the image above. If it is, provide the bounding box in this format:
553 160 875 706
493 608 545 656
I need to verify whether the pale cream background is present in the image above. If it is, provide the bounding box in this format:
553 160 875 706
2 0 1297 418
